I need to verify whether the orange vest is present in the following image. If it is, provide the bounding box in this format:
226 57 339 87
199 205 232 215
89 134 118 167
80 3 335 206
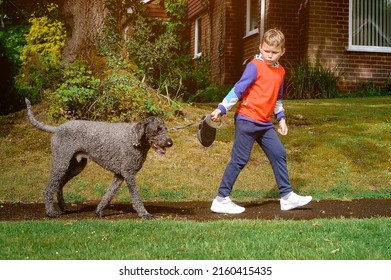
236 59 285 122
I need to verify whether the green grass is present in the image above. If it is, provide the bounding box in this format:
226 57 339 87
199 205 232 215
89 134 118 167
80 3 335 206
0 97 390 260
1 218 390 260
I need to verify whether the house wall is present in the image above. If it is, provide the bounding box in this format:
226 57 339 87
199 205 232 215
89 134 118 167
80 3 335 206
260 0 391 92
222 0 245 84
188 0 391 92
188 0 245 86
265 0 303 64
305 0 391 91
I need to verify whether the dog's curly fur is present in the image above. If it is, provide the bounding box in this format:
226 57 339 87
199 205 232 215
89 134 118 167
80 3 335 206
25 99 173 219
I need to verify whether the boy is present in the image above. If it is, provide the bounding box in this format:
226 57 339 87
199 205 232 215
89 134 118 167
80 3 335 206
210 28 312 214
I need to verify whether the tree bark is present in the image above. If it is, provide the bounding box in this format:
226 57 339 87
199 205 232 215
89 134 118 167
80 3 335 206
61 0 108 62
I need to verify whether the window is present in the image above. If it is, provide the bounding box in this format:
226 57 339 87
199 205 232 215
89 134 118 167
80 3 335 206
194 17 202 58
349 0 391 53
246 0 265 37
246 0 259 36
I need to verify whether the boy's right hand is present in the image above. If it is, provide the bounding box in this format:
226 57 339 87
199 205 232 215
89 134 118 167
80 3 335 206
211 109 222 121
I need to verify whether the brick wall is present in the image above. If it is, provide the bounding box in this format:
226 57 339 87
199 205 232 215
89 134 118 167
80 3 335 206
188 0 245 86
270 0 391 92
188 0 391 92
265 0 302 65
220 0 244 84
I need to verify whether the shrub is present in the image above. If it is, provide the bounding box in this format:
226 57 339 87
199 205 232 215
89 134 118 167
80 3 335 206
181 57 211 101
286 60 341 99
48 64 170 121
0 25 29 67
0 25 30 113
20 3 66 66
124 0 201 100
341 81 391 98
16 3 66 103
189 85 231 103
48 63 100 119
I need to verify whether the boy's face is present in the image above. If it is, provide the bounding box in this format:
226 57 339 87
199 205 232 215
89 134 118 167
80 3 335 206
259 42 285 66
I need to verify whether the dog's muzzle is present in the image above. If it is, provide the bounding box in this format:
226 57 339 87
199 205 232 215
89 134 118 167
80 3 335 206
153 137 173 155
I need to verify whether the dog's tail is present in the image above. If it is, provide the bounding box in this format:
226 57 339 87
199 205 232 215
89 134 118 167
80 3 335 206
25 98 57 133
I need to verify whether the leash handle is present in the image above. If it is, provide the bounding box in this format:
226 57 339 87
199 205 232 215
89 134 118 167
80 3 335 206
203 113 222 129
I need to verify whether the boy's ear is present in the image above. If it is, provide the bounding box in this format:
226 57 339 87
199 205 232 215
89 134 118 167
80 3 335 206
281 48 286 56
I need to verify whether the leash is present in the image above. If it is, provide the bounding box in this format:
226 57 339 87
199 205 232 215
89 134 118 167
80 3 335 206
168 122 199 131
168 114 222 131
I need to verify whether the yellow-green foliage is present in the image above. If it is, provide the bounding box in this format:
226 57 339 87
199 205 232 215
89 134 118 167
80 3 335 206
20 3 66 65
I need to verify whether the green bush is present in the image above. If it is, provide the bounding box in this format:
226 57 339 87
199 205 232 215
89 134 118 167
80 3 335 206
354 81 390 97
181 57 211 101
48 64 169 121
123 0 208 100
16 53 63 103
48 64 100 119
20 3 66 66
15 3 66 103
0 25 29 67
0 25 30 113
189 85 231 103
286 60 341 99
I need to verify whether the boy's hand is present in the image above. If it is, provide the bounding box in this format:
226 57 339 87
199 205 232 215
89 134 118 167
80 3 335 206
278 118 288 135
211 109 222 122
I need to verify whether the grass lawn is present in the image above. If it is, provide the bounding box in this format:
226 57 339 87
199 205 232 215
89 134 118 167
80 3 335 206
1 218 390 260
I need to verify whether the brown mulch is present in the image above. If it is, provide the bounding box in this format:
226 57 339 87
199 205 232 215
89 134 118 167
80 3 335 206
1 199 391 221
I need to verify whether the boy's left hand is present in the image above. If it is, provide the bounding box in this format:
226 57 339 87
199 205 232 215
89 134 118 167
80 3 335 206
278 118 288 135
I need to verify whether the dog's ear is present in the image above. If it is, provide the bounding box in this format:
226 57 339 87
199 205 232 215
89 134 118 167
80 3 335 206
132 119 149 147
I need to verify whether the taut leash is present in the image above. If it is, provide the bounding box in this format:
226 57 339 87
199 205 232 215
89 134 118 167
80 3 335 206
168 122 200 131
168 114 222 131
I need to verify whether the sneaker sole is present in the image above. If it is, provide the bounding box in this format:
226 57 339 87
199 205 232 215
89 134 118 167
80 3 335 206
210 207 245 214
280 196 312 211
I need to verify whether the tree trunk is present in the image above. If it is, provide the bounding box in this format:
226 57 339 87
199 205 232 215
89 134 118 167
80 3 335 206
61 0 108 62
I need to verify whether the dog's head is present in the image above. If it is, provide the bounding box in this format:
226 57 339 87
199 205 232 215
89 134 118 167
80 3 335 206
133 116 173 154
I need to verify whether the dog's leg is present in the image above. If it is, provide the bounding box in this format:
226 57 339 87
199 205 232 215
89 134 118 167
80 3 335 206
44 149 77 218
96 174 124 217
124 173 153 219
57 157 88 213
44 168 68 218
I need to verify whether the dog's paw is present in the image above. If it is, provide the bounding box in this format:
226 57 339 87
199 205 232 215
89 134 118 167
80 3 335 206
140 213 154 220
46 212 61 218
96 210 104 218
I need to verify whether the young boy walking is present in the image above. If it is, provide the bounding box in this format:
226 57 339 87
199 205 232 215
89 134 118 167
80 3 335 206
210 28 312 214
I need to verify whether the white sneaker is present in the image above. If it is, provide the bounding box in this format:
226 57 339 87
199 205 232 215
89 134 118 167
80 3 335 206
210 197 245 214
280 192 312 211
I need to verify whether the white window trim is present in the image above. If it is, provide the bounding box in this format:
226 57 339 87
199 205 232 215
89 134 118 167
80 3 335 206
347 0 391 53
245 0 265 38
193 17 202 59
259 0 265 37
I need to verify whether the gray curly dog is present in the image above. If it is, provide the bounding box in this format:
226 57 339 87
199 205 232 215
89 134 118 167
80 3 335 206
25 99 173 219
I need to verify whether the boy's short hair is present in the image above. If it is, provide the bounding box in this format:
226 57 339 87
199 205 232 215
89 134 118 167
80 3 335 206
262 28 285 49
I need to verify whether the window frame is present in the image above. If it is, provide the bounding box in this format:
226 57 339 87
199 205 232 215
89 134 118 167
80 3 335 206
245 0 259 37
193 17 202 59
348 0 391 53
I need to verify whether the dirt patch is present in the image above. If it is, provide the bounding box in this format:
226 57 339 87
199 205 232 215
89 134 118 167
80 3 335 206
1 199 391 221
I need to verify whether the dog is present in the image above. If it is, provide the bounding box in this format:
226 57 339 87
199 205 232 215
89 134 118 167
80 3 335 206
25 98 173 219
